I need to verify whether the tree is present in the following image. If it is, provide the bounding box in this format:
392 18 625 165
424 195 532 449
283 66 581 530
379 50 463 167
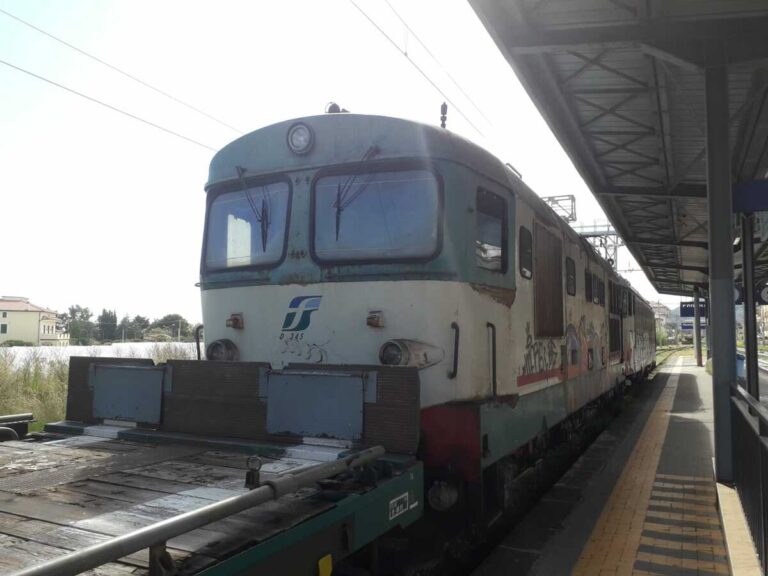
97 309 118 341
150 314 192 341
66 305 94 344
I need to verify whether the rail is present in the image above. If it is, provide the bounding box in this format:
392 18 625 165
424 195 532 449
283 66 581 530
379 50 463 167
11 445 385 576
730 384 768 574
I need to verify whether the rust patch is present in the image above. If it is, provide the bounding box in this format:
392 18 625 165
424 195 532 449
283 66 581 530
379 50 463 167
288 248 308 260
278 274 310 285
470 283 516 307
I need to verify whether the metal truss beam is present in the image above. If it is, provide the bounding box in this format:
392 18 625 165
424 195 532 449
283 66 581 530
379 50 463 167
503 16 768 66
598 183 706 199
651 263 709 274
628 237 708 249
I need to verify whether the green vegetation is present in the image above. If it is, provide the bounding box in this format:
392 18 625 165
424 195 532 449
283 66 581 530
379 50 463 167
0 344 197 427
655 344 691 367
0 349 68 426
655 328 667 347
0 340 35 347
59 304 197 345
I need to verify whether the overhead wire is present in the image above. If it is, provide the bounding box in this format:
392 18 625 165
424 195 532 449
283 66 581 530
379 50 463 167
383 0 492 125
0 58 217 152
349 0 485 138
0 7 243 135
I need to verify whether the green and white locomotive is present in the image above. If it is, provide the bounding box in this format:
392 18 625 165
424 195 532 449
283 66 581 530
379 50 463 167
200 111 655 516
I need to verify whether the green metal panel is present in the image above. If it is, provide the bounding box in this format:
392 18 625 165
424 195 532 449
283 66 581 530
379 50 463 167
480 384 569 468
198 462 423 576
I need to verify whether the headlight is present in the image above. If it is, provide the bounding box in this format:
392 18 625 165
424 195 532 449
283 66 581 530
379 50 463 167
286 123 314 155
206 339 239 361
379 339 444 368
379 340 408 366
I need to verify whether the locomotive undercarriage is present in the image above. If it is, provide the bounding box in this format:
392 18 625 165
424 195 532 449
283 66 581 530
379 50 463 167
339 369 653 576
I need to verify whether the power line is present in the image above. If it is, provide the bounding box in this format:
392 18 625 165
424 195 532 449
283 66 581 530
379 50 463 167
383 0 492 125
0 7 243 135
349 1 485 137
0 58 217 151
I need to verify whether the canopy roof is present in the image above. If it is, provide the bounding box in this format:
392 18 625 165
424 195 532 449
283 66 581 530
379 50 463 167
471 0 768 295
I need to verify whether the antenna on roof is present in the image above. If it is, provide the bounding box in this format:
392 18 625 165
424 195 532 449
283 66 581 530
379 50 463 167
325 102 349 113
505 163 523 180
440 102 447 128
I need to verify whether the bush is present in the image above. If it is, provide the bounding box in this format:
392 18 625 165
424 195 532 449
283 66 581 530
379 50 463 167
0 348 67 425
0 340 35 347
0 343 197 426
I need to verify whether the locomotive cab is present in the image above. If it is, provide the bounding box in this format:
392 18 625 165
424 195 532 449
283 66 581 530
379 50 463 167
200 114 517 410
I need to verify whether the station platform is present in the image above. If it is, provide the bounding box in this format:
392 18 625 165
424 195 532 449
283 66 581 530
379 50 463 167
474 356 760 576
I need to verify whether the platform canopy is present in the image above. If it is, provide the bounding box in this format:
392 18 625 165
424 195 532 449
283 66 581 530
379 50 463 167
470 0 768 296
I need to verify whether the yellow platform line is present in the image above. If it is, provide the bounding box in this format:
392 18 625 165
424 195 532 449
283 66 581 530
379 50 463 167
573 361 682 576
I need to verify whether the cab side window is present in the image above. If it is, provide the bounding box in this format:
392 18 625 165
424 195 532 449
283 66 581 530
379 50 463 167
565 257 576 296
475 188 507 272
519 226 533 279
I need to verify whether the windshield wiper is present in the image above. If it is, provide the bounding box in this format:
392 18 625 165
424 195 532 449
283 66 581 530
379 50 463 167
236 165 270 252
333 145 379 240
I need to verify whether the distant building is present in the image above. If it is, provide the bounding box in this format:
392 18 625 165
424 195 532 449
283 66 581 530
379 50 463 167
650 301 670 331
0 296 69 346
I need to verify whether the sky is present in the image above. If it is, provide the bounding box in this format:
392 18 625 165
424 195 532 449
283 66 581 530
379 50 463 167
0 0 678 324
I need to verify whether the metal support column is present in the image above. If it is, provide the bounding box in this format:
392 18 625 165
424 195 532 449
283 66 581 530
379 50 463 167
743 213 760 399
706 65 735 483
694 287 703 367
705 292 712 359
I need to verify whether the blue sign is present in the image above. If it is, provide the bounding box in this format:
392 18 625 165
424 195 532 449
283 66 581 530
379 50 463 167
681 321 707 330
732 179 768 213
281 295 322 332
680 301 707 318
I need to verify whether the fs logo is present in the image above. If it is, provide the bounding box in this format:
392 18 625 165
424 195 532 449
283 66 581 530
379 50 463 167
281 295 322 332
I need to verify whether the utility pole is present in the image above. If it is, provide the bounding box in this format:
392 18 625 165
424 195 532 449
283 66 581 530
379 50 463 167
177 322 181 342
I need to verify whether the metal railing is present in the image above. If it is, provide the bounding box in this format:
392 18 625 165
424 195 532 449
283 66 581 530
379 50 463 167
11 445 384 576
730 383 768 574
736 348 768 373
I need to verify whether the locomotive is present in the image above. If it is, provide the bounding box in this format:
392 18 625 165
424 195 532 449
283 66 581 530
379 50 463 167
200 111 656 523
6 111 657 576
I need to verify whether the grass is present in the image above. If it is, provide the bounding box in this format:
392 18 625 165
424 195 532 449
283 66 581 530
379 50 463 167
0 348 68 427
0 344 197 428
655 344 692 368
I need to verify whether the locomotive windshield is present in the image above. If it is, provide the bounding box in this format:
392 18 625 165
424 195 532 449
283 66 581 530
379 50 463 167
205 181 290 270
313 169 439 262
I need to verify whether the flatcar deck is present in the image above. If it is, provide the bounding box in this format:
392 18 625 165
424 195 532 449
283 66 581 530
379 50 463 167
0 426 374 575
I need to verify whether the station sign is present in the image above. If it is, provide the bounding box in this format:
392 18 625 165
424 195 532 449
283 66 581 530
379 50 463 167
680 301 707 318
734 284 768 306
681 321 707 330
